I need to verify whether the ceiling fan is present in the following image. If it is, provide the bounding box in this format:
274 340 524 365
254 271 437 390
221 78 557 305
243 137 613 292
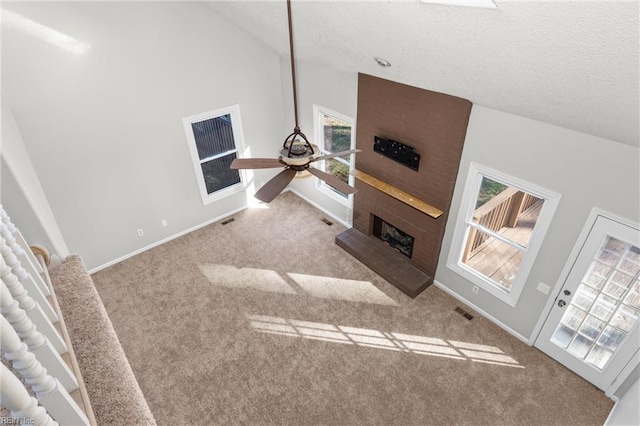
230 0 360 203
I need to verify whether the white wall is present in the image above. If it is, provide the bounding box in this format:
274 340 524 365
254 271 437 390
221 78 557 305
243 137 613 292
1 158 54 251
606 378 640 426
279 57 358 225
1 97 68 257
437 105 640 339
1 2 285 270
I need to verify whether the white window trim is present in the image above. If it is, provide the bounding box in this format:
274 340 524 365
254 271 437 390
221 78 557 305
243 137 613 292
312 104 356 207
447 162 561 307
183 104 247 205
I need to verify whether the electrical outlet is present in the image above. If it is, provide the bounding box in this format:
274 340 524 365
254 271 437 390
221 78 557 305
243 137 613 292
136 228 144 237
161 219 168 227
472 285 479 294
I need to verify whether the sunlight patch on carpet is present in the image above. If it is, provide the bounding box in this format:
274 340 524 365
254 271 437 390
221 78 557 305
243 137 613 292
198 264 296 294
247 315 524 368
287 273 399 306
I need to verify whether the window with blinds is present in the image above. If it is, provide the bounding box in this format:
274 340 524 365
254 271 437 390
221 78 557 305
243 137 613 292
183 105 246 204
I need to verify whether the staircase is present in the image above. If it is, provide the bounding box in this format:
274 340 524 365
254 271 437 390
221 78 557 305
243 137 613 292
0 205 155 425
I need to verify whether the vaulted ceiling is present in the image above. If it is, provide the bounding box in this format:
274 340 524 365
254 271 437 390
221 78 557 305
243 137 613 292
205 0 639 148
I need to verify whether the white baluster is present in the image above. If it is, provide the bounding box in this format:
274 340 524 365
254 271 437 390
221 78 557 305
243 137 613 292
0 363 57 426
0 251 66 355
0 277 76 391
0 204 44 275
1 316 89 425
1 222 50 296
1 236 57 322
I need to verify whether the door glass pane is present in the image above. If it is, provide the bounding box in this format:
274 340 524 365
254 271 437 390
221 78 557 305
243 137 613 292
602 281 628 300
585 345 613 369
583 261 612 290
551 324 576 348
623 281 640 309
609 304 639 332
573 284 598 311
568 334 593 358
560 305 587 330
620 246 640 276
551 236 640 370
597 326 627 352
590 294 617 322
595 237 628 266
577 315 605 340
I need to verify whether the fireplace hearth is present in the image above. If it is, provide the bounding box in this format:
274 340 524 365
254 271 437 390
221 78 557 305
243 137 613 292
373 216 414 258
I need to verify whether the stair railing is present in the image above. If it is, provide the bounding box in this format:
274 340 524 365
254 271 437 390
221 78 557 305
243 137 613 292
0 205 92 425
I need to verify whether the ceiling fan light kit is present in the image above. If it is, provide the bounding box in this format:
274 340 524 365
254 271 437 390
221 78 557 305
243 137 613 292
230 0 360 203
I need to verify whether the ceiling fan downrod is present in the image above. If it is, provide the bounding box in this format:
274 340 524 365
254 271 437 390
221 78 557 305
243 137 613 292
283 0 314 158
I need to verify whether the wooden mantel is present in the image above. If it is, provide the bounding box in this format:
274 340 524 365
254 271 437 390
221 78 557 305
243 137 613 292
351 169 444 219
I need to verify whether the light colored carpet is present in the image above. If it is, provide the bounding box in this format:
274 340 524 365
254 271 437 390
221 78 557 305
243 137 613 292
91 191 613 425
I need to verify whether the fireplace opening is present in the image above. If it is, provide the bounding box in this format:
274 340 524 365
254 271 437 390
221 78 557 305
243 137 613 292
372 216 414 258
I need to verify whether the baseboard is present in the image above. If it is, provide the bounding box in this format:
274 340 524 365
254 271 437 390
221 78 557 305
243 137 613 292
603 397 619 425
88 205 248 274
433 280 530 344
285 188 352 228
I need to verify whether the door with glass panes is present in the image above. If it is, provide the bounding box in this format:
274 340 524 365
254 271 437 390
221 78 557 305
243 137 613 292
535 215 640 390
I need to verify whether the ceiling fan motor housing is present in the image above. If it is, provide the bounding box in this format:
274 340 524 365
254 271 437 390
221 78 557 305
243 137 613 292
279 142 320 172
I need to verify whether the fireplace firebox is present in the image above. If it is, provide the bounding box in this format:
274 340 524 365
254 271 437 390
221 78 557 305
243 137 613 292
372 216 414 258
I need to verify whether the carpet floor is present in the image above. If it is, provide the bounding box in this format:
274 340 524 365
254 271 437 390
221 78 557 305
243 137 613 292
91 191 613 425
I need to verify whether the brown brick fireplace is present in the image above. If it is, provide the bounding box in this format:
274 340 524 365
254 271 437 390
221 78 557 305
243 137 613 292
336 74 472 298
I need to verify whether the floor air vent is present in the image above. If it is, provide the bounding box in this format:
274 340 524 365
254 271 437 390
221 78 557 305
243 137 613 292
321 218 333 226
454 307 474 321
221 218 235 225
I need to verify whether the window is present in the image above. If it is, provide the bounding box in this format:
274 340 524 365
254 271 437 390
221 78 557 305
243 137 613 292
183 105 246 205
448 163 561 306
313 105 355 204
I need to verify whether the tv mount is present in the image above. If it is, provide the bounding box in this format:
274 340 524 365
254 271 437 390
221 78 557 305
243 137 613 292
373 136 420 171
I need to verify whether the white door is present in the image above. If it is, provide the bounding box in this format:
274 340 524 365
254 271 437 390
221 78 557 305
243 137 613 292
536 215 640 390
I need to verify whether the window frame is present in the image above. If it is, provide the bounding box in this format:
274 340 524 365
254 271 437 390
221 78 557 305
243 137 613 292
447 162 561 306
183 104 247 205
313 104 356 207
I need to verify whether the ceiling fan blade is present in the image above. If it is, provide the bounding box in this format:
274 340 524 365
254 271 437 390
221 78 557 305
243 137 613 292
307 167 357 195
230 158 283 169
311 149 361 163
254 168 297 203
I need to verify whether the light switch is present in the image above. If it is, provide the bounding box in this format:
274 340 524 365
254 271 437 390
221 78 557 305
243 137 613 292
537 282 551 295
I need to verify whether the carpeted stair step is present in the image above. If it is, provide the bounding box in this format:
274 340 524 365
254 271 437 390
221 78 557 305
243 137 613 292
49 255 156 425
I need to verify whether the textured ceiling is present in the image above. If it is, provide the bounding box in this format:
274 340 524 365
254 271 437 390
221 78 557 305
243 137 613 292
205 0 639 147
